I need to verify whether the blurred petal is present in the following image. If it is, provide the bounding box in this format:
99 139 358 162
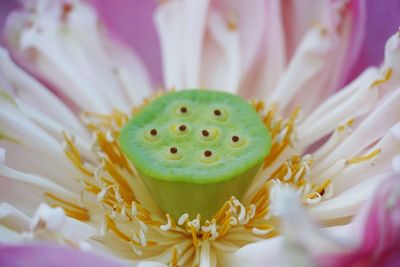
155 0 266 93
0 47 88 138
224 175 400 267
0 1 17 34
0 202 96 246
223 183 349 267
317 175 400 267
0 244 127 267
89 0 162 84
350 0 400 74
5 0 152 113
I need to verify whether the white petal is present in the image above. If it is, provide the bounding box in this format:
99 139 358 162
0 225 26 243
382 32 400 91
6 0 150 113
268 26 332 112
201 10 240 92
331 123 400 193
282 0 332 55
0 202 30 231
0 148 77 198
308 174 388 220
0 94 84 191
0 47 87 138
154 1 188 89
313 89 400 177
393 155 400 173
298 67 379 148
31 203 66 231
59 217 97 243
155 0 211 89
247 0 285 99
105 39 153 106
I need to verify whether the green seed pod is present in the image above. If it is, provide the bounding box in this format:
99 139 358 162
120 90 271 221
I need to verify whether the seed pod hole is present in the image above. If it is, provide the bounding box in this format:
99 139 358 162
199 128 219 141
176 105 191 116
150 129 158 136
204 150 212 157
166 146 183 160
212 108 228 121
200 150 219 163
179 124 187 132
171 123 189 136
231 135 247 148
144 128 160 142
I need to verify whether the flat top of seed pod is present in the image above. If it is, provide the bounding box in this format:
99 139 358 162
120 90 271 184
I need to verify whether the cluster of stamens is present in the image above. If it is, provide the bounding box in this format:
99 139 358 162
54 92 363 267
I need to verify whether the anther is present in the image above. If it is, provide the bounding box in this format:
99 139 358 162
179 125 187 131
170 147 178 154
150 129 157 136
232 135 239 142
204 150 212 157
214 109 221 116
180 106 188 113
202 130 210 137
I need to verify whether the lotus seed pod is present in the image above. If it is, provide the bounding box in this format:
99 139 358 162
120 90 271 221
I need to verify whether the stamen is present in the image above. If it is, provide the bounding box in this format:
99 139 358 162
105 215 130 242
178 213 189 226
370 68 392 89
347 149 381 164
305 193 322 205
44 193 90 221
160 214 174 231
252 225 273 236
169 247 179 267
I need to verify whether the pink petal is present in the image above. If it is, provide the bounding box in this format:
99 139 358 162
0 1 18 36
0 244 127 267
89 0 162 83
317 175 400 267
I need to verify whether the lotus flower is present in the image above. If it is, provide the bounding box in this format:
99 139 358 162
0 0 399 267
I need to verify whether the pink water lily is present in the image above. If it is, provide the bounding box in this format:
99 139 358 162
0 1 399 267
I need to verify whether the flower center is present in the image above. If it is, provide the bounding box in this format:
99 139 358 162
119 90 272 221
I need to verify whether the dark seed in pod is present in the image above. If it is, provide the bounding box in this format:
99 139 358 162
170 147 178 154
232 135 239 142
180 107 188 113
150 129 158 136
214 109 221 116
179 125 187 131
202 130 210 137
204 150 212 157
